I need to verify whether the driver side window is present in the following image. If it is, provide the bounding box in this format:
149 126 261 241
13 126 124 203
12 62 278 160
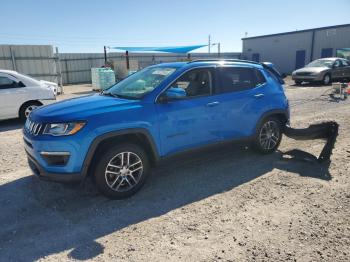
169 68 213 98
0 76 18 90
333 60 341 68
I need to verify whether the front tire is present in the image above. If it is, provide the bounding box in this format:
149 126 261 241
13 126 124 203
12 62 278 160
254 117 282 154
322 74 331 85
94 143 150 199
294 80 302 85
19 101 42 120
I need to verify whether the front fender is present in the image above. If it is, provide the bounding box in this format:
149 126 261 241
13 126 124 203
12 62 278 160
80 128 160 177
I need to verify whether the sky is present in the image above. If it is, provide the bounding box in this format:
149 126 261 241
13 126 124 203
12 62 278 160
0 0 349 53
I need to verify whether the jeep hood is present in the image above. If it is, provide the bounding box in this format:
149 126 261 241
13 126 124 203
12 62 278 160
30 94 140 122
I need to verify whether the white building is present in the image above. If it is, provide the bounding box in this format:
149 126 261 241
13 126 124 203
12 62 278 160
242 24 350 73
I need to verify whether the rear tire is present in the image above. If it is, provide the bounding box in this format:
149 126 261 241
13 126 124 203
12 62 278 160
294 80 302 85
94 143 150 199
254 117 282 154
19 101 42 120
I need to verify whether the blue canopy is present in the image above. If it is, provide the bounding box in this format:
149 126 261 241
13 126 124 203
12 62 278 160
109 45 207 53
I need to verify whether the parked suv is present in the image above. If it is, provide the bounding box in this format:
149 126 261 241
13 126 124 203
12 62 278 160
23 60 289 199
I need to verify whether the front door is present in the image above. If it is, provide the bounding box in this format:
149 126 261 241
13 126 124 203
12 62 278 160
332 59 344 80
0 73 26 120
156 68 220 155
340 59 350 78
252 53 260 62
295 50 306 70
321 48 333 58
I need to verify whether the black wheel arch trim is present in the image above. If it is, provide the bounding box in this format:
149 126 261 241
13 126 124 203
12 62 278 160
254 109 289 135
80 128 160 178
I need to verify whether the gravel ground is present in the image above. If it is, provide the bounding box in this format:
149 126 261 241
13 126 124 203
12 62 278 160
0 79 349 261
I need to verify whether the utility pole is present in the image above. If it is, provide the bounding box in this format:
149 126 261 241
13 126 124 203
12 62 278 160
55 47 63 93
104 46 107 66
208 35 211 54
212 42 221 58
125 51 130 70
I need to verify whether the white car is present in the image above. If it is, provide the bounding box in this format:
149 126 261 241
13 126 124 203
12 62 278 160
0 70 57 121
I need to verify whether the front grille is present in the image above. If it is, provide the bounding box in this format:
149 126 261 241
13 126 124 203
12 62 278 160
296 72 313 76
25 119 43 136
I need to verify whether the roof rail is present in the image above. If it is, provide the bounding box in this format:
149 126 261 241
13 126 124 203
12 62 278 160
187 59 285 84
187 59 261 65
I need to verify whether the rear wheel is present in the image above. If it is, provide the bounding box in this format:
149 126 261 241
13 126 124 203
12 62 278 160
294 80 302 85
254 117 282 154
19 101 42 120
94 143 150 199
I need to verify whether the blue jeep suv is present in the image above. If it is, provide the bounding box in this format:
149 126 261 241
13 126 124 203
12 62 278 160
23 59 289 199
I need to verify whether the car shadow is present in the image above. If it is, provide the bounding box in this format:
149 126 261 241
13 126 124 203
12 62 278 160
0 118 23 132
0 144 331 261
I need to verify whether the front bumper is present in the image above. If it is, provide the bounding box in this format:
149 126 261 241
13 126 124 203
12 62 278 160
23 126 93 183
292 74 322 82
26 151 81 182
39 98 56 106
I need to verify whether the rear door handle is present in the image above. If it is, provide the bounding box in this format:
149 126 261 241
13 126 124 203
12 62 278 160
206 101 220 107
254 94 265 99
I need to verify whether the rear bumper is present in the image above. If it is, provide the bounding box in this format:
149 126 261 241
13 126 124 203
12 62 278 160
26 150 82 182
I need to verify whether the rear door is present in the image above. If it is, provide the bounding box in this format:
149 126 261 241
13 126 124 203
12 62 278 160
212 66 268 139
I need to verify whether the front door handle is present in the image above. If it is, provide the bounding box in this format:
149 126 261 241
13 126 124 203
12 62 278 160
254 94 265 99
206 101 220 107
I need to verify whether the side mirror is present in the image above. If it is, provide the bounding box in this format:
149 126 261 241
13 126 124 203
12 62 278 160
333 63 340 69
158 87 186 103
12 81 20 88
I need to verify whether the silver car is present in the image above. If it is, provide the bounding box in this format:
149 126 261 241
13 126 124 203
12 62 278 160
292 57 350 85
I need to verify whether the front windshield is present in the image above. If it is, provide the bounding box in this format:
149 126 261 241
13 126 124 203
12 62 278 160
306 59 334 68
104 66 177 99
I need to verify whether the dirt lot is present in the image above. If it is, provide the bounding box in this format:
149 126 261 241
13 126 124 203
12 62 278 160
0 79 349 261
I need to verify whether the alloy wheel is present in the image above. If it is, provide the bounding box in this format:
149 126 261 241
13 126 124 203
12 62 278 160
104 151 143 192
323 75 330 85
259 121 280 150
24 105 38 118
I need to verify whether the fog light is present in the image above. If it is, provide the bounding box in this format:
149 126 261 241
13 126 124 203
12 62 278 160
40 151 70 166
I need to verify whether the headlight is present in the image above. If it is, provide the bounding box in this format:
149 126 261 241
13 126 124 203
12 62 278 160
43 122 85 136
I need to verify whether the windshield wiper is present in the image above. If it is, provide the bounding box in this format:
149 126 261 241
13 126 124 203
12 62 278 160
100 91 114 97
101 91 138 100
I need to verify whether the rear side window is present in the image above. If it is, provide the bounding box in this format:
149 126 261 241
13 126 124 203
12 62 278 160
334 60 341 68
255 69 267 86
216 67 265 93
